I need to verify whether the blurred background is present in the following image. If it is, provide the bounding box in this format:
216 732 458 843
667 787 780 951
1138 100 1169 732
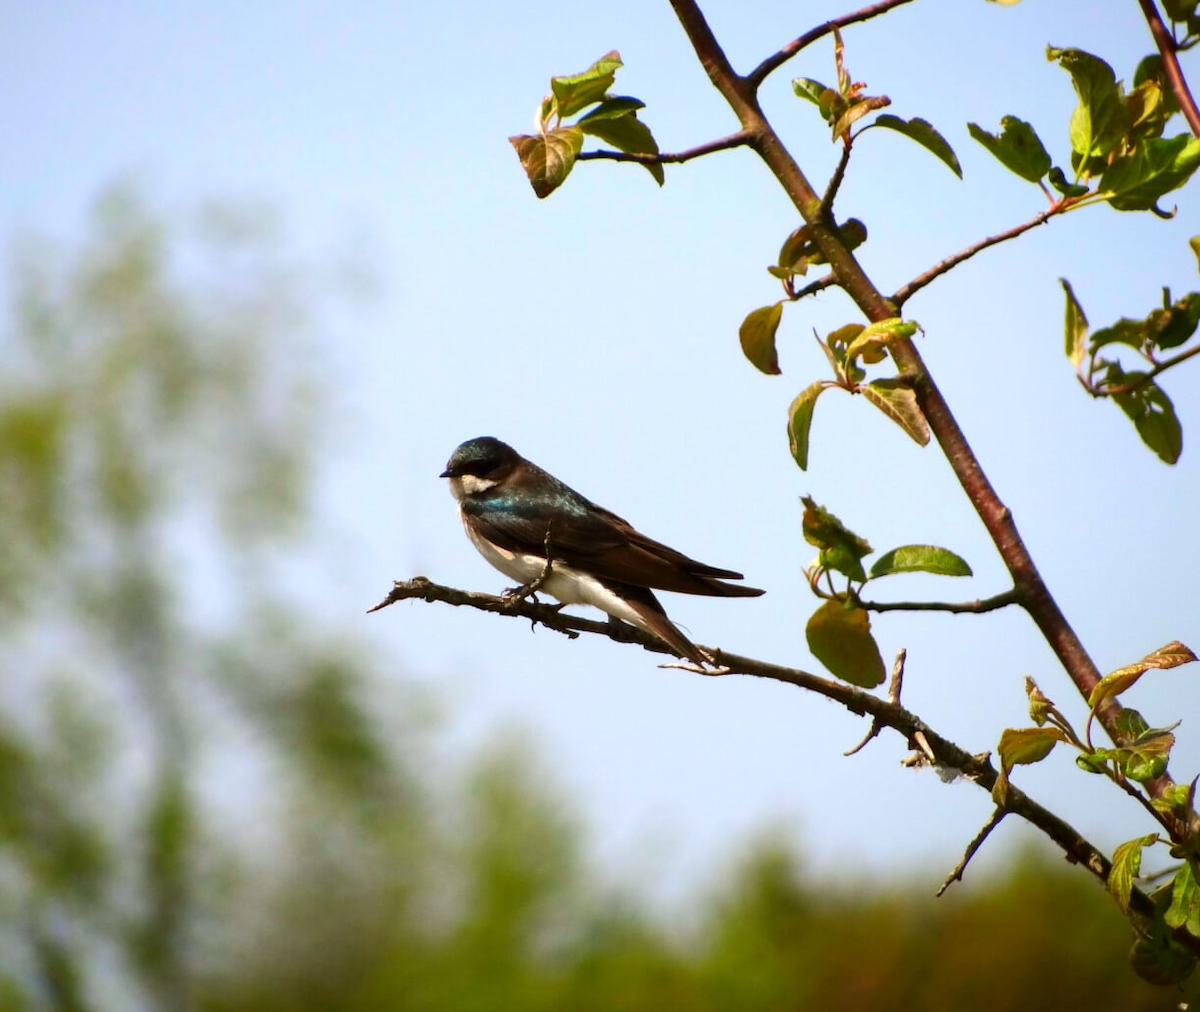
3 0 1200 1008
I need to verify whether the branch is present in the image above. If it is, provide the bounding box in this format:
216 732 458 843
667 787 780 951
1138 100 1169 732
577 130 752 166
892 204 1066 308
664 0 1185 828
746 0 919 89
1137 0 1200 137
858 589 1020 615
370 576 1199 951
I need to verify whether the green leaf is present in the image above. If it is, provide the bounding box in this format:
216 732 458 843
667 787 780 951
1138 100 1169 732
1153 291 1200 350
578 108 664 185
739 303 784 375
1089 640 1198 707
845 317 919 364
1114 707 1150 739
575 96 644 121
801 495 873 582
1191 236 1200 272
1048 166 1089 197
509 128 585 199
1060 278 1089 368
805 599 886 687
997 726 1068 768
968 117 1052 182
786 381 828 471
860 377 930 446
1075 751 1111 774
868 544 972 579
551 51 623 118
792 77 830 107
1125 750 1168 782
1165 860 1200 936
1101 135 1200 212
1130 924 1199 985
1108 833 1159 913
1110 375 1183 464
774 220 867 276
873 114 962 178
1047 47 1129 161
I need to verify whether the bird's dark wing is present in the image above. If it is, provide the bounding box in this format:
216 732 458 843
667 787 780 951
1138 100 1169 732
464 478 763 598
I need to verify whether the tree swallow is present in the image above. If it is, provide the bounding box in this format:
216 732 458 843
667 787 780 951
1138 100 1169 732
441 436 764 663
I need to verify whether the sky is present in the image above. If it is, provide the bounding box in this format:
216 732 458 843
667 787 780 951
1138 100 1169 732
4 0 1200 900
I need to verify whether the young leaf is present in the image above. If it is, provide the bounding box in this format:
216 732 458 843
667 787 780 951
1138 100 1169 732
832 95 891 142
1108 833 1159 913
575 96 645 121
968 117 1052 182
509 128 585 199
868 544 972 579
739 303 784 375
1060 278 1089 368
792 77 830 107
786 381 828 471
1088 640 1198 707
1152 291 1200 350
1047 47 1129 162
805 599 886 688
1048 166 1089 198
1165 860 1200 936
872 114 963 178
801 495 873 582
845 317 919 364
1191 235 1200 271
997 726 1068 768
1111 376 1183 464
860 377 930 446
993 726 1068 805
551 51 623 118
1024 676 1056 726
1101 135 1200 212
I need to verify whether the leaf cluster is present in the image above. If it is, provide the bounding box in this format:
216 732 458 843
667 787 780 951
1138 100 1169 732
509 52 662 198
800 496 971 688
970 48 1200 213
992 646 1200 984
1062 277 1200 463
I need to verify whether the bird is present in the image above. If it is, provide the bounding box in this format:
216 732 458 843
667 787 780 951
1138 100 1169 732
440 436 763 664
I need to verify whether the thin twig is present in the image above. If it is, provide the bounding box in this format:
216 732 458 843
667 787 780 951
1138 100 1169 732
892 205 1066 308
821 140 854 215
937 807 1008 897
577 129 752 166
859 589 1020 615
845 648 906 755
1137 0 1200 137
746 0 919 89
1087 342 1200 397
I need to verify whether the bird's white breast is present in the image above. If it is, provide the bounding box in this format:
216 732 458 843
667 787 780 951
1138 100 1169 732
460 511 650 631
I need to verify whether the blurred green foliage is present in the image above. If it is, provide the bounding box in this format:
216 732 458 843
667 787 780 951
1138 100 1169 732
0 188 1195 1012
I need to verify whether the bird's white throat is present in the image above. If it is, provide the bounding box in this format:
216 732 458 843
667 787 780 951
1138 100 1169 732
448 474 499 500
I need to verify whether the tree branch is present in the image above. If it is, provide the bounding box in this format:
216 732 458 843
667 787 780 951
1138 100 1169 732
1137 0 1200 137
892 204 1067 309
577 130 752 166
746 0 920 89
664 0 1153 795
369 576 1200 951
858 589 1020 615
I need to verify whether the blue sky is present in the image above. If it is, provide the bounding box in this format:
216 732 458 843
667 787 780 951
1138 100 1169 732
5 0 1199 897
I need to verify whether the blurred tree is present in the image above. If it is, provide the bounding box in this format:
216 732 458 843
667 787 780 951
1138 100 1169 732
1 187 1195 1012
